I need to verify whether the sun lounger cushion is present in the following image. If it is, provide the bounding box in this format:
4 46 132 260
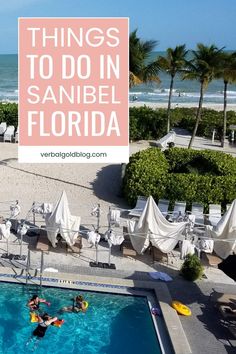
0 122 7 135
129 196 147 217
4 125 15 142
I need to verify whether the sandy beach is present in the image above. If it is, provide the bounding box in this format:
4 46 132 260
0 142 131 231
129 101 236 111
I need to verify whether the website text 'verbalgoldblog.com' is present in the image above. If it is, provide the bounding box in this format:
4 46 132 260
40 151 107 160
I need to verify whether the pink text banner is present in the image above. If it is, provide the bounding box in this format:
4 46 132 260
18 17 129 163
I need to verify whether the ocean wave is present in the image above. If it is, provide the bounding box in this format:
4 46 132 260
153 88 178 93
129 92 144 95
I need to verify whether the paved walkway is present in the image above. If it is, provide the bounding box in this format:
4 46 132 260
174 128 236 156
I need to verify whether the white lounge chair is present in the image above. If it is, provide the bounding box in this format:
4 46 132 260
226 203 231 211
173 201 186 218
0 122 7 135
4 126 15 142
209 204 221 226
191 202 204 225
155 131 176 150
158 199 169 215
15 126 19 143
129 196 148 217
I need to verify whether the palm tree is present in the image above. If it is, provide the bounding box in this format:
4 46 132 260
217 52 236 147
129 30 160 88
184 43 224 148
157 45 188 132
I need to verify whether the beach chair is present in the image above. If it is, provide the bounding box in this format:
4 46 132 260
155 131 176 150
209 204 221 226
4 125 15 142
0 122 7 135
15 126 19 143
129 196 148 217
191 202 204 225
158 199 169 215
173 201 186 219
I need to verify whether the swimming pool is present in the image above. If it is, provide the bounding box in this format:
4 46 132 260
0 282 161 354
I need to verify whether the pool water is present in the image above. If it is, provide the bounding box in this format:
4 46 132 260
0 282 161 354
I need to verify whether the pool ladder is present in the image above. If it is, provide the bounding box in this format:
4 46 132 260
25 249 44 288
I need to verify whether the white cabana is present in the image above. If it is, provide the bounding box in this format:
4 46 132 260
207 199 236 259
45 191 81 248
127 196 187 254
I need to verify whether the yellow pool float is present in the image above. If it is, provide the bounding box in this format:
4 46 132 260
30 312 39 323
81 301 89 311
171 301 191 316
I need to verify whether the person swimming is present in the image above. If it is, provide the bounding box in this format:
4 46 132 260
60 295 87 313
27 294 50 311
26 313 58 349
74 295 87 312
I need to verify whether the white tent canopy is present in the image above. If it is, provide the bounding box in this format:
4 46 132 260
207 199 236 259
127 196 187 254
45 191 81 248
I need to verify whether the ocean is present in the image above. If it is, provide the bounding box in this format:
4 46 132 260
0 53 236 104
130 51 236 105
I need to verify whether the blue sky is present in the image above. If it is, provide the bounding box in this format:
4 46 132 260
0 0 235 53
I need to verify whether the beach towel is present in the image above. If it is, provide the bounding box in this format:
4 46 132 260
180 240 195 259
10 204 21 218
17 224 30 237
0 221 11 239
107 209 120 227
87 230 100 246
104 229 124 246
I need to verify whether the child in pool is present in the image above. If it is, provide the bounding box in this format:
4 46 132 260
60 295 87 313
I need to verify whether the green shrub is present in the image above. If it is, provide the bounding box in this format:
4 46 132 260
123 147 236 210
0 103 18 127
123 148 169 206
3 103 236 142
181 254 204 281
129 106 167 141
129 106 236 141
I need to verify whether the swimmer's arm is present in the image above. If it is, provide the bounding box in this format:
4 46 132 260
39 298 47 303
27 300 35 309
46 317 58 325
